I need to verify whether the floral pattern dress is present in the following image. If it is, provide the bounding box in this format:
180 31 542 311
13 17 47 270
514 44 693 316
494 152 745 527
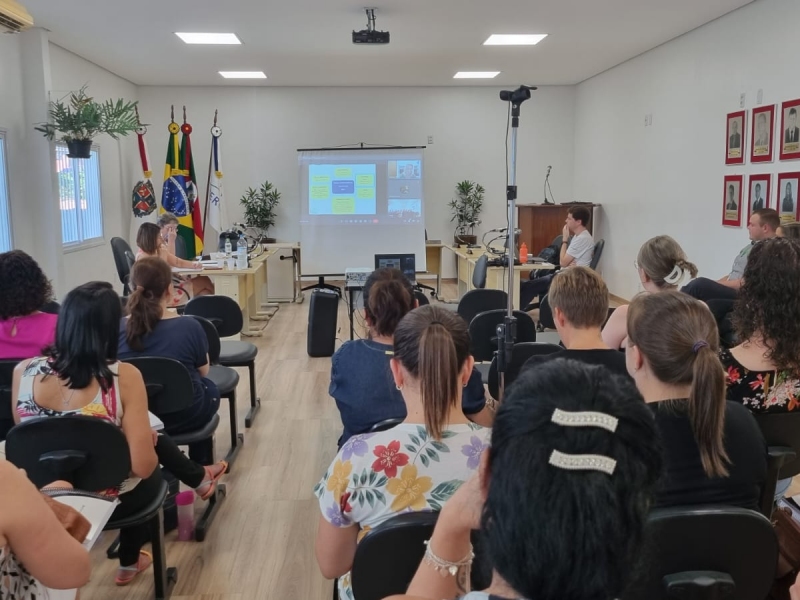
720 348 800 413
314 423 489 600
0 546 43 599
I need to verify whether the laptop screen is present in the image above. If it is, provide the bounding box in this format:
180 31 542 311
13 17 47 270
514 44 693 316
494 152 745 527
374 253 416 283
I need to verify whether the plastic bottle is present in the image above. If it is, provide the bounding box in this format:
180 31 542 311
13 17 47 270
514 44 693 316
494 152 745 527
236 233 248 270
176 490 195 541
224 236 232 258
519 242 528 263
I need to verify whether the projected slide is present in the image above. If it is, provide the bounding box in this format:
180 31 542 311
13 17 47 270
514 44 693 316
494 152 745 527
309 164 377 215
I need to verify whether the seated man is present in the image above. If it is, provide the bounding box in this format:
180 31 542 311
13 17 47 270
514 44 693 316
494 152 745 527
682 208 778 302
515 267 628 383
520 206 594 309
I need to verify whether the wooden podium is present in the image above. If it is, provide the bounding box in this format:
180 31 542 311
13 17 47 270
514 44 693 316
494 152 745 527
517 203 599 253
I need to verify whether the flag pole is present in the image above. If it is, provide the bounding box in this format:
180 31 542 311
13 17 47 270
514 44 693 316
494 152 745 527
203 109 217 234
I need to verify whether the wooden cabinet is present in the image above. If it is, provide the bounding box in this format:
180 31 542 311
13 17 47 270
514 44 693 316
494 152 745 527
517 203 599 253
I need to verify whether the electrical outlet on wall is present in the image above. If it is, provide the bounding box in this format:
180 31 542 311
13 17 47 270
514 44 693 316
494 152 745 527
644 114 653 126
740 93 746 108
427 135 434 144
757 89 764 105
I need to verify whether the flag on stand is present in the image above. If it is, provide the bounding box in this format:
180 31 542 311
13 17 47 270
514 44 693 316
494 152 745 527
130 115 158 241
206 117 228 240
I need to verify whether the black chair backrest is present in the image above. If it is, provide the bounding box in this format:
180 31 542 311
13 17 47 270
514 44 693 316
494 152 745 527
539 294 555 329
6 415 131 490
41 301 60 314
110 237 134 293
187 314 222 364
754 412 800 515
184 295 244 338
368 417 403 433
0 358 20 441
623 506 777 600
590 238 605 271
413 290 430 306
487 342 562 400
174 235 189 260
468 309 536 362
122 357 196 416
457 289 508 327
472 254 489 289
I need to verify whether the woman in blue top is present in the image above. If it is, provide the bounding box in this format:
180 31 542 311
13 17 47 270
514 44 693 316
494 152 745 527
330 268 491 447
119 257 221 465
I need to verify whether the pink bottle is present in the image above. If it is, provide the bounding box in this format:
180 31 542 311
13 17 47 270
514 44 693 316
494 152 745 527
176 490 195 541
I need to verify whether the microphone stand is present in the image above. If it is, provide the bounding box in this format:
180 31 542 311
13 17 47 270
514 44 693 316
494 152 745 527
497 85 535 399
543 166 554 205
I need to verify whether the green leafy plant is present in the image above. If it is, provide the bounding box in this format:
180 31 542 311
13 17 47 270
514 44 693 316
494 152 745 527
240 181 281 238
449 180 484 236
34 85 139 143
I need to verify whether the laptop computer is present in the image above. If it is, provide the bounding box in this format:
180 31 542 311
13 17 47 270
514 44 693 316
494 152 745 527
374 253 416 284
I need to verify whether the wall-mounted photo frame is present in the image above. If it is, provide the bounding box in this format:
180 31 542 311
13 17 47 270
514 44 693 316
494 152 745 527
726 111 746 165
750 105 775 163
722 175 743 226
747 174 772 225
777 171 800 223
779 99 800 161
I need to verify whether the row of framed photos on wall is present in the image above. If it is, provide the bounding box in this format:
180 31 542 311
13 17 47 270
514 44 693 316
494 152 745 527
722 172 800 227
726 99 800 165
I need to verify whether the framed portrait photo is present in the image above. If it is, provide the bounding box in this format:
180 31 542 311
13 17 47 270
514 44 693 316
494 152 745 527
750 105 775 163
747 174 771 223
777 171 800 223
722 175 743 226
779 99 800 161
725 110 746 165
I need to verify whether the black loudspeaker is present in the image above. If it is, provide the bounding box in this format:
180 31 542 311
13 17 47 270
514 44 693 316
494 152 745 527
308 289 339 357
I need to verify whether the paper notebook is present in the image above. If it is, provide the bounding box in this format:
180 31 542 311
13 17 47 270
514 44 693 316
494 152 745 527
149 411 164 431
42 488 119 550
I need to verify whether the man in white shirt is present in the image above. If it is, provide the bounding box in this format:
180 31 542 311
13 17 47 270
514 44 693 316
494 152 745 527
520 206 595 309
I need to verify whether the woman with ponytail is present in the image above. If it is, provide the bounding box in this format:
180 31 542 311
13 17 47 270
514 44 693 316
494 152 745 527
118 257 222 467
315 305 489 600
626 291 765 509
603 235 698 349
329 268 489 447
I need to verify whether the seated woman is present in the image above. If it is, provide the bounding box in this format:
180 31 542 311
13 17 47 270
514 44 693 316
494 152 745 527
627 291 766 510
602 235 697 349
387 359 663 600
330 268 490 447
11 282 161 586
0 460 91 597
0 250 58 359
315 305 490 600
119 257 221 465
136 221 214 305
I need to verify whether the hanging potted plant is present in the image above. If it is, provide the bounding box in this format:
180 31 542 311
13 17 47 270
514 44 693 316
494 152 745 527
240 181 281 243
449 180 484 245
34 86 139 158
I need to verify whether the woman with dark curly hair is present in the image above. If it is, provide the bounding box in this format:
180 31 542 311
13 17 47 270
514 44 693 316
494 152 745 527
721 237 800 415
0 250 57 359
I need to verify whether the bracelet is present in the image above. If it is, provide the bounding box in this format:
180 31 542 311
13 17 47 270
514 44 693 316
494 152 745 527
423 539 474 577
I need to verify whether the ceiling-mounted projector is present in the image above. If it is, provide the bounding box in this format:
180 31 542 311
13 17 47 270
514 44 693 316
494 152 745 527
352 8 389 44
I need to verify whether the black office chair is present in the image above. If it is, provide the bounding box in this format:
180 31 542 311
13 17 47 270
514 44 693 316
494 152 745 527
174 235 189 260
413 290 430 306
487 342 562 400
123 357 226 542
754 412 800 517
457 289 508 327
468 309 536 362
41 300 60 314
623 506 777 600
6 416 178 600
537 293 556 331
472 254 489 289
0 358 20 441
187 315 243 470
368 417 403 433
111 237 135 295
184 295 261 427
589 238 605 271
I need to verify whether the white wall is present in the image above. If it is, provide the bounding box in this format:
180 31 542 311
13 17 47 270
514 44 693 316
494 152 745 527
137 86 575 277
574 0 800 299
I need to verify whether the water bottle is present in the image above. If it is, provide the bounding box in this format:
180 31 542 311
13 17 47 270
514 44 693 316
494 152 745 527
224 236 232 258
176 490 195 541
236 233 248 269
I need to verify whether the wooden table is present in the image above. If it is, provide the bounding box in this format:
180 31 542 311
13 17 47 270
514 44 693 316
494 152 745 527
443 245 555 309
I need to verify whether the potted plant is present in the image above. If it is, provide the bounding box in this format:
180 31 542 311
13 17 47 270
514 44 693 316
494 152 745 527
240 181 281 243
449 180 484 245
34 86 139 158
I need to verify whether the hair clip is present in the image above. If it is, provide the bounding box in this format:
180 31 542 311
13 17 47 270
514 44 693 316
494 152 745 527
663 264 684 285
551 408 618 433
549 449 617 475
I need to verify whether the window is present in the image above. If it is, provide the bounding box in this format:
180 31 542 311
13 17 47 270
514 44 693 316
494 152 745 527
0 133 11 252
56 143 103 247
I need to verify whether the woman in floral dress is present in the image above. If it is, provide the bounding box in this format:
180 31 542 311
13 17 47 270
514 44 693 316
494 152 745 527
314 305 490 600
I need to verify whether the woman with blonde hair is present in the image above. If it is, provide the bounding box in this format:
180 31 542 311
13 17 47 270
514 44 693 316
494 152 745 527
602 235 697 349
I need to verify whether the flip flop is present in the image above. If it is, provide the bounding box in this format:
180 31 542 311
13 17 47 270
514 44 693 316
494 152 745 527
195 460 228 501
115 550 152 586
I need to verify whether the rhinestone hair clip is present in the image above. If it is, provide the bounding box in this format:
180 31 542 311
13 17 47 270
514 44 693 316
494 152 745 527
551 408 619 433
549 449 617 475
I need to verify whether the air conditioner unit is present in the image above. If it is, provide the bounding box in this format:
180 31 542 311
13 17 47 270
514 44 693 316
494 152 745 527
0 0 33 33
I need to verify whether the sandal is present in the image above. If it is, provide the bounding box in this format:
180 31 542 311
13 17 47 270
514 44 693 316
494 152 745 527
195 460 228 501
115 550 152 586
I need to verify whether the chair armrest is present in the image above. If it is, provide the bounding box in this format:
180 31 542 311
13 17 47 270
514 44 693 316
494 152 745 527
663 571 735 599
